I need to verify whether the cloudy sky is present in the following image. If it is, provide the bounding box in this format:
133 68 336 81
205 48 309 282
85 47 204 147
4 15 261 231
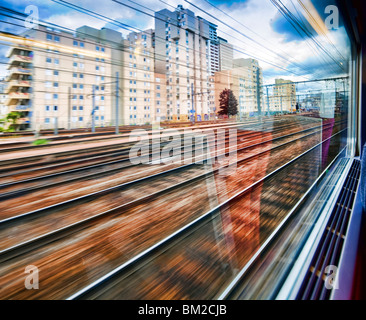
0 0 351 89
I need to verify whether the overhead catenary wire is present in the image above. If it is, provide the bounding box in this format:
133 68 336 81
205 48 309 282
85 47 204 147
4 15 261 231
270 0 345 73
0 8 280 90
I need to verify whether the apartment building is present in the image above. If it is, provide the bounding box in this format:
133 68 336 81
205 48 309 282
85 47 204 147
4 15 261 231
214 58 264 117
218 37 233 71
207 21 219 76
123 29 155 125
5 43 32 129
5 24 123 130
154 72 167 122
3 6 239 129
270 78 297 113
154 5 212 122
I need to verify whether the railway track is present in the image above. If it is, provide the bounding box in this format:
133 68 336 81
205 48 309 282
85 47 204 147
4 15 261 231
0 117 328 183
0 118 333 200
0 119 345 299
0 121 233 138
0 117 334 221
0 121 244 153
0 120 267 169
67 131 346 300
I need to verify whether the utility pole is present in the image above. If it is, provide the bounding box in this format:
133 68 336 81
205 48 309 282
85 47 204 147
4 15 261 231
54 116 58 135
280 95 283 114
91 84 95 133
68 87 71 130
115 71 119 135
256 68 261 117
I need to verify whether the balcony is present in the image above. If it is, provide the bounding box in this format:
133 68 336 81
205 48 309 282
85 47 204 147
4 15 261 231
5 80 31 93
5 92 30 105
6 46 32 58
8 104 31 112
7 54 33 68
16 116 30 125
6 67 31 80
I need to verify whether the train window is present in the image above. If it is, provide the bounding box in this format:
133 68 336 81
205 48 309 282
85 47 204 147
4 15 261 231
0 0 361 301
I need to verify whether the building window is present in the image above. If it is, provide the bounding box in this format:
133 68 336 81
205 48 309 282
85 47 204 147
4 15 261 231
45 105 50 111
45 118 50 124
54 59 59 65
54 105 58 111
46 34 52 41
53 94 58 99
46 57 52 63
54 36 60 42
79 117 83 122
79 106 83 110
54 70 59 76
72 106 77 111
73 40 78 46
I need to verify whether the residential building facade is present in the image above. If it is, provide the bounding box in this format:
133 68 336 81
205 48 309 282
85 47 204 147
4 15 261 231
214 58 264 117
270 78 297 113
154 5 211 122
5 24 121 130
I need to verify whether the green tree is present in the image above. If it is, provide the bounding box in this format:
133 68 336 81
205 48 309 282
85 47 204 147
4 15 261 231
6 111 22 125
218 88 238 117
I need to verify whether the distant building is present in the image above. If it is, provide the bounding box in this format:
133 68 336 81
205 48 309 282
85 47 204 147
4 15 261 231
270 78 297 113
154 5 212 122
5 24 123 130
123 29 155 124
4 44 32 129
218 37 233 71
214 58 264 117
154 72 167 122
207 21 219 76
